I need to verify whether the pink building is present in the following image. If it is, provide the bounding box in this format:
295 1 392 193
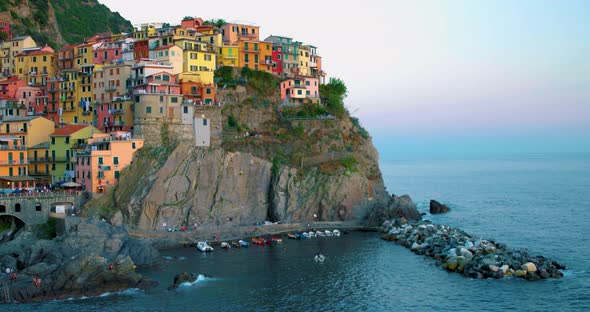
0 77 26 100
75 131 144 194
93 41 123 65
132 71 181 96
280 76 320 103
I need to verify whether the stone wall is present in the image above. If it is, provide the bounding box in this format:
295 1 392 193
0 194 81 225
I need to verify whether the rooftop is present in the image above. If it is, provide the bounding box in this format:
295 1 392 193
51 125 91 137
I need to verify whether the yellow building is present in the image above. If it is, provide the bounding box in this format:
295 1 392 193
74 43 95 74
238 40 273 73
28 142 51 185
15 46 57 88
58 70 79 125
0 137 35 189
0 116 55 148
218 43 240 67
133 23 160 40
1 36 36 76
178 40 216 84
50 124 101 183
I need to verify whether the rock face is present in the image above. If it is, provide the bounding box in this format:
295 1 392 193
115 145 389 230
0 219 159 302
381 219 565 280
168 272 198 290
430 200 451 214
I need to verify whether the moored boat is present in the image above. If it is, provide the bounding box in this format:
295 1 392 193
333 230 341 237
231 241 241 248
252 237 265 245
221 242 231 249
314 253 326 262
302 232 310 239
325 230 333 237
239 240 249 247
197 241 214 252
272 236 283 243
288 233 297 239
316 231 326 237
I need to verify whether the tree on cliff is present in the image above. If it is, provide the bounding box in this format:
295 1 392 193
320 78 348 118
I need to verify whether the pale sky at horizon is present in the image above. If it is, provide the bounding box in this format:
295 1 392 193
99 0 590 155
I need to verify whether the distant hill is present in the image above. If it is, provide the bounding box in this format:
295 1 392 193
0 0 133 48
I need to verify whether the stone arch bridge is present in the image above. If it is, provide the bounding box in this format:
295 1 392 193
0 192 86 226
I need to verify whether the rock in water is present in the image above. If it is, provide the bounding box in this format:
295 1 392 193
430 200 451 214
168 272 198 290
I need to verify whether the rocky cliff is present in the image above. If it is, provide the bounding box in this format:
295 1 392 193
0 0 133 48
114 144 388 231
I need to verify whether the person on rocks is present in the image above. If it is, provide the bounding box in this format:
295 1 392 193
109 263 115 270
10 271 16 283
33 276 41 288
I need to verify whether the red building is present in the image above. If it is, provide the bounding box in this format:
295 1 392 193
133 72 181 96
180 80 217 105
0 21 11 41
44 79 61 124
0 77 25 99
93 41 123 65
271 46 283 76
133 40 149 61
58 44 77 70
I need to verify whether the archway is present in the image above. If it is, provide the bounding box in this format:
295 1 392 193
0 214 26 243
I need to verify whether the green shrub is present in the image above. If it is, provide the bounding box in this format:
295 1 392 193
228 115 237 128
341 156 358 171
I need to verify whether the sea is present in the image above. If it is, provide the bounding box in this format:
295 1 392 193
6 153 590 311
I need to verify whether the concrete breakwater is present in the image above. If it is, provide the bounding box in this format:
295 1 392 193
381 219 566 280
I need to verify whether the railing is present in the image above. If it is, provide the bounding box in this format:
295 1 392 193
113 96 132 102
111 109 124 115
105 85 118 92
0 145 26 150
0 159 28 165
29 157 52 162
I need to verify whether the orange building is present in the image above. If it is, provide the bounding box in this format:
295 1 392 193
180 80 216 105
238 40 273 73
221 23 260 43
75 132 143 193
0 137 35 190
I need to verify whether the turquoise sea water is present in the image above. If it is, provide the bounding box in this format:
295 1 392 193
6 153 590 311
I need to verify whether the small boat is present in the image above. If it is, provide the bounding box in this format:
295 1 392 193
239 240 249 247
221 242 231 249
197 241 214 252
308 231 316 237
231 241 241 248
316 231 326 237
271 236 283 244
324 230 333 237
314 253 326 262
294 233 302 239
302 232 310 239
333 230 341 237
252 237 265 245
265 237 272 245
287 233 297 239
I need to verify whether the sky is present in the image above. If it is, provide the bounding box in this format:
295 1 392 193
99 0 590 158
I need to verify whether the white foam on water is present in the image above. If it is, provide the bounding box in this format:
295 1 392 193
179 274 208 288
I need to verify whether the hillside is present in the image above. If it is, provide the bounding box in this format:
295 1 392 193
0 0 133 48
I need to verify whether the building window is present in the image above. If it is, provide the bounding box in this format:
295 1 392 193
203 119 207 126
15 203 21 212
160 107 163 114
171 97 178 103
51 137 55 144
146 106 152 113
115 171 120 179
98 157 103 165
36 204 42 212
114 157 119 165
132 142 136 149
183 106 188 114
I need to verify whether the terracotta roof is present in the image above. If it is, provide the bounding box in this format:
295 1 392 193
51 125 90 137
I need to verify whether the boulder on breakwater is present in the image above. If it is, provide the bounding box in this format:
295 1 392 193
380 219 565 280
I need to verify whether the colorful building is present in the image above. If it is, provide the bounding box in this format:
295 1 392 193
74 43 95 74
0 77 25 99
179 41 216 84
1 36 36 76
14 46 57 88
133 40 149 61
265 35 300 78
221 23 260 43
151 45 183 74
58 44 77 70
238 40 273 73
0 21 11 41
218 43 240 67
92 64 132 133
180 81 216 105
0 116 55 148
28 142 51 185
93 41 123 65
0 137 35 190
75 131 143 193
280 77 320 104
271 46 283 76
49 124 101 183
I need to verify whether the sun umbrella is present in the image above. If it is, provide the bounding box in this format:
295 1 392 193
62 182 81 187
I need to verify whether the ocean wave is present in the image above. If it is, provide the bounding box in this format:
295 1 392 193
59 288 142 301
179 274 209 288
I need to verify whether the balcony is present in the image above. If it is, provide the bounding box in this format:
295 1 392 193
98 165 111 171
48 88 57 93
105 85 118 92
0 145 26 151
29 157 52 163
260 59 273 65
111 109 125 115
113 96 132 102
82 111 92 116
0 159 28 165
114 121 125 126
62 105 76 111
